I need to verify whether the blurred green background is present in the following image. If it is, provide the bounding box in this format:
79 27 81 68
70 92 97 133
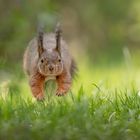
1 1 140 139
1 0 140 86
1 0 140 65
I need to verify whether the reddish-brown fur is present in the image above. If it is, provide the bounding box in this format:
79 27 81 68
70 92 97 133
29 71 45 100
56 70 72 96
23 25 76 100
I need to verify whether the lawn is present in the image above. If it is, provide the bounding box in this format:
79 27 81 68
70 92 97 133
1 0 140 139
0 60 140 140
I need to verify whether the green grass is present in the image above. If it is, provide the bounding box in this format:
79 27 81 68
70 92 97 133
0 61 140 140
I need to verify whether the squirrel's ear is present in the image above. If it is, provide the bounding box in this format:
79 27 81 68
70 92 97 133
38 28 44 57
55 22 62 56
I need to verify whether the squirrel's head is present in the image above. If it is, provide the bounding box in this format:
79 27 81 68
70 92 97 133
38 49 63 76
37 23 63 76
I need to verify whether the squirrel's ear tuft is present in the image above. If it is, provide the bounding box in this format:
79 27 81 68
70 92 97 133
55 22 62 56
38 27 44 57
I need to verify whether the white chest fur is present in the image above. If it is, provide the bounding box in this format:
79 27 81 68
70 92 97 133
45 76 56 82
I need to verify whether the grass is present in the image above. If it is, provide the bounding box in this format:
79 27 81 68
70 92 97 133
0 60 140 140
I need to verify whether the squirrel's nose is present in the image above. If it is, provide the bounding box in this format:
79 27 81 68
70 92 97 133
49 66 54 71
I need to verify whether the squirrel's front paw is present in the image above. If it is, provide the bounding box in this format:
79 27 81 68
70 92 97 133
56 89 67 96
35 94 45 101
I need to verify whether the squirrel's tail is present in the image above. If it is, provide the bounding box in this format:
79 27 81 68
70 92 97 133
70 59 78 78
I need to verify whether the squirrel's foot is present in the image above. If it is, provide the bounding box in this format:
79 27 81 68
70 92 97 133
56 88 67 96
35 94 45 101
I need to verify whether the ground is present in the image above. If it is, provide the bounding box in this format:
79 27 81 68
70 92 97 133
0 61 140 140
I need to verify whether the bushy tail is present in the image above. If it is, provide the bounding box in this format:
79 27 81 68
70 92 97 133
70 59 78 78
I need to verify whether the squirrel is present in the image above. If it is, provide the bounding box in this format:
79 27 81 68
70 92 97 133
23 23 77 100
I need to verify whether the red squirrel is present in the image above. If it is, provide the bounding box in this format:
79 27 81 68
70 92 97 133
23 24 77 100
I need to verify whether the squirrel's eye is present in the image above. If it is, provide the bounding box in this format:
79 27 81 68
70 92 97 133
58 59 61 62
41 59 44 63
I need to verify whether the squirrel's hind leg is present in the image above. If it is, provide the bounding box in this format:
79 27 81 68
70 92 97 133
29 72 45 101
56 72 72 96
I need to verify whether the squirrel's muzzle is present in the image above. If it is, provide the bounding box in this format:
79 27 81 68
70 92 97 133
48 65 54 71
